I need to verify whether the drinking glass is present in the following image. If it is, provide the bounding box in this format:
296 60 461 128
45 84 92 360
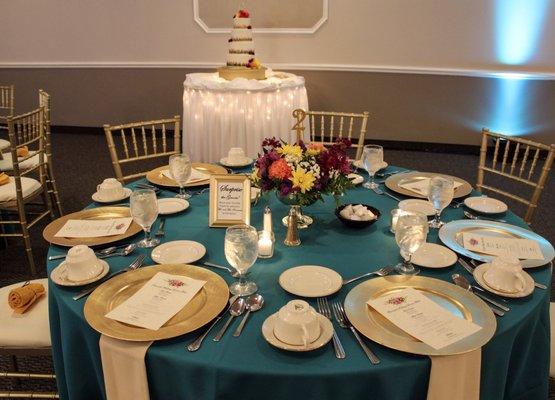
169 153 192 199
130 189 160 248
362 145 384 189
225 224 259 296
427 176 454 228
395 213 428 275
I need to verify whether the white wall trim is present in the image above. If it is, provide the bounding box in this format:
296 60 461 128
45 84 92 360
192 0 328 34
0 61 554 80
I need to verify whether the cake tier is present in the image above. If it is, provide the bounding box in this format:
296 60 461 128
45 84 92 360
226 53 251 66
231 28 252 40
229 40 255 54
233 17 251 28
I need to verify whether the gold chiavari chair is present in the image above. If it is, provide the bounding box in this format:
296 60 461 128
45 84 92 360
292 109 370 160
0 85 14 152
477 128 555 225
39 90 63 217
104 116 181 183
0 107 55 276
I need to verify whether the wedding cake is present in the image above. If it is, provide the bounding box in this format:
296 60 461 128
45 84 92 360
218 9 266 80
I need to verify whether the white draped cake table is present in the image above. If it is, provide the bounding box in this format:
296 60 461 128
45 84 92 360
182 71 309 162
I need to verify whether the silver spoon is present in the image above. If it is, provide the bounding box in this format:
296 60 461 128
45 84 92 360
97 243 136 259
452 274 508 316
48 245 119 261
213 298 246 341
464 210 506 223
233 294 264 337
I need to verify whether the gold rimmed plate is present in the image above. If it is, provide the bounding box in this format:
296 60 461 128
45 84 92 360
344 275 496 356
146 163 228 188
385 172 472 199
42 207 142 247
84 264 229 341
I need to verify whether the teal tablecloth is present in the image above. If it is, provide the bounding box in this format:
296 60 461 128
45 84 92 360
47 167 551 400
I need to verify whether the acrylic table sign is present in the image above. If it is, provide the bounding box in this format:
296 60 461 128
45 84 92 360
209 174 251 227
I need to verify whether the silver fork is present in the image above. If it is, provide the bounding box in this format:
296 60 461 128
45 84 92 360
371 186 401 202
317 298 345 359
332 301 380 364
342 266 394 286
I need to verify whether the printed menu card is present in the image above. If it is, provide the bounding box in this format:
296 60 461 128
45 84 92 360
462 232 544 260
55 217 133 238
367 288 481 349
105 272 206 330
399 178 463 196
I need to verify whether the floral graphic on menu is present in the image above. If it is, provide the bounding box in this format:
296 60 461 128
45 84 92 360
386 296 407 306
167 279 185 288
469 238 479 246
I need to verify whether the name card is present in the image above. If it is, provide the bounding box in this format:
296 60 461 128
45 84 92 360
209 174 251 227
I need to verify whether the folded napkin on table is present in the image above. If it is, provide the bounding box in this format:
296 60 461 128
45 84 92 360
162 168 210 184
399 178 463 196
0 172 9 186
16 146 29 158
8 282 45 314
428 350 481 400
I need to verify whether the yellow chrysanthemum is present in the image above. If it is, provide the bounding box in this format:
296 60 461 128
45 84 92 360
291 167 315 193
277 144 303 159
249 167 260 185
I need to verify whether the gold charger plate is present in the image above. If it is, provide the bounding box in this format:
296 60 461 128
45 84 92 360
146 163 228 188
385 172 472 199
344 275 496 356
42 206 142 247
84 264 229 341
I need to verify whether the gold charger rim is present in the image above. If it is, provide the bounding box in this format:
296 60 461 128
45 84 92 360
42 206 143 247
84 264 229 341
344 275 496 356
384 172 473 199
146 163 228 188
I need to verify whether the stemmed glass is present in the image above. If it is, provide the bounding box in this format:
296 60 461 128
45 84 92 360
427 176 454 228
362 145 384 189
225 224 259 296
130 188 160 248
395 213 428 275
169 153 192 199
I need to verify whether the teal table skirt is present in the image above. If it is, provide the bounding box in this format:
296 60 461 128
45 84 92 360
47 168 551 400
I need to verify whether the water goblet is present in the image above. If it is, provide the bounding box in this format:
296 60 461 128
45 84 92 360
362 145 384 189
130 189 160 248
169 153 192 199
394 213 428 275
427 176 454 228
225 224 259 296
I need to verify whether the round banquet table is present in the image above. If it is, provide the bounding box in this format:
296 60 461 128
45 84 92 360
182 71 309 163
47 165 551 400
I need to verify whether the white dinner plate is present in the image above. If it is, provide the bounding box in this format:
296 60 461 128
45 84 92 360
91 188 132 204
464 197 508 214
151 240 206 264
278 265 343 297
347 173 364 185
398 199 436 217
473 263 534 298
157 198 190 215
411 243 457 268
353 160 388 171
220 157 253 168
261 313 333 352
50 259 110 287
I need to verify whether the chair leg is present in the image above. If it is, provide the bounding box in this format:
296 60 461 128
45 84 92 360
49 178 63 217
9 354 22 389
0 212 8 249
20 223 37 277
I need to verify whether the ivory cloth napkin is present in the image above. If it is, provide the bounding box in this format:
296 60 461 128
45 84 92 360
99 335 153 400
427 349 481 400
162 168 209 183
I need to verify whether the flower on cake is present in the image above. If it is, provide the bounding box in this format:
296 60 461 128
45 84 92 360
247 58 262 69
234 9 250 18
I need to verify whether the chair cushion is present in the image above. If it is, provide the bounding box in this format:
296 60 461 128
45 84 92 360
0 151 41 172
0 176 41 202
0 139 9 151
0 278 51 349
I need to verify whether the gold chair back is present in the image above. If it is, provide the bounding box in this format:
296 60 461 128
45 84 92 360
292 109 369 160
104 116 181 183
477 128 555 224
0 84 14 119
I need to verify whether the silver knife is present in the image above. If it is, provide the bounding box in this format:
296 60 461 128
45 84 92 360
452 274 505 317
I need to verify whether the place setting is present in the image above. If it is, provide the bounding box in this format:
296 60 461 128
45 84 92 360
219 147 253 168
91 178 132 204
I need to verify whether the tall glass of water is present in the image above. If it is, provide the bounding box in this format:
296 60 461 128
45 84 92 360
225 224 259 296
427 176 454 228
169 153 192 199
130 188 160 248
395 213 428 275
362 145 384 189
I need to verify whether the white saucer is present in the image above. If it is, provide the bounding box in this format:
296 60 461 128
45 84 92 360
398 199 436 217
261 313 333 352
251 187 261 203
347 173 364 185
50 259 110 287
278 265 342 298
464 197 508 214
151 240 206 264
157 198 190 215
91 188 132 204
353 160 388 171
411 243 457 268
473 263 534 298
220 157 253 167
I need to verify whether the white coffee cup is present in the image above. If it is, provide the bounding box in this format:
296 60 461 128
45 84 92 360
483 256 526 293
64 245 103 282
273 300 321 347
96 178 124 201
227 147 246 163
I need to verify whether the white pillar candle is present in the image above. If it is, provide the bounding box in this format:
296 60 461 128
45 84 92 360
258 230 275 258
263 206 272 233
